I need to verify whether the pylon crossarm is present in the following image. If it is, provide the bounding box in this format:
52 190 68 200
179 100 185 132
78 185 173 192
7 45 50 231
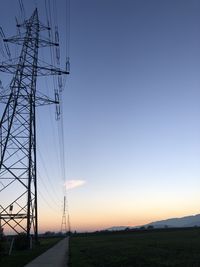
35 96 58 106
0 64 69 76
0 93 58 107
17 19 51 32
1 214 27 219
4 37 59 47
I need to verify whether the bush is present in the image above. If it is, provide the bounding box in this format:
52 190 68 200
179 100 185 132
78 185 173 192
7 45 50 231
14 232 28 250
147 225 154 230
0 227 6 256
0 240 4 255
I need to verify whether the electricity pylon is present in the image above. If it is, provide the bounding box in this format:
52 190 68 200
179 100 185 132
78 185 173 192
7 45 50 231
61 196 67 234
0 9 68 242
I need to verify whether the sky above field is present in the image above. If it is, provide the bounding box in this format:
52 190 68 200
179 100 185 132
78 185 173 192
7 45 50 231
0 0 200 233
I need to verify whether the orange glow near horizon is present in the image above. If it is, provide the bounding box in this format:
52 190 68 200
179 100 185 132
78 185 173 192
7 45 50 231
3 206 200 235
3 185 200 234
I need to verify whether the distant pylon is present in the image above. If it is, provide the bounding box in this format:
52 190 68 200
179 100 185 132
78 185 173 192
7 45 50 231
61 196 67 234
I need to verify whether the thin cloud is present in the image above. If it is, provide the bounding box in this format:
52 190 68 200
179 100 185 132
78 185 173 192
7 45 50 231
65 179 86 190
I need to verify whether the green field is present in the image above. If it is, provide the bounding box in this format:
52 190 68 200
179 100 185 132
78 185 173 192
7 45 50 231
0 237 62 267
69 228 200 267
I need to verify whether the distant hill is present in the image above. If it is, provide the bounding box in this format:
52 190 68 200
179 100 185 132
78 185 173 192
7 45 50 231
106 214 200 231
145 214 200 228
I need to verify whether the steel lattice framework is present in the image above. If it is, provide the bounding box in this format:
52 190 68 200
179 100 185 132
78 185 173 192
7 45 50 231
61 196 67 234
0 9 68 241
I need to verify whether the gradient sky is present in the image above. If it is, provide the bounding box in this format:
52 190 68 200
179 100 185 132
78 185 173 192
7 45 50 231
0 0 200 232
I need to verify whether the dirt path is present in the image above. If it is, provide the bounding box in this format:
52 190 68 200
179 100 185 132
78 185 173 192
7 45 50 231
24 237 69 267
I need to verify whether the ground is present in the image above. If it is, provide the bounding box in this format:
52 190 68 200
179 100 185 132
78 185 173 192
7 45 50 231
69 228 200 267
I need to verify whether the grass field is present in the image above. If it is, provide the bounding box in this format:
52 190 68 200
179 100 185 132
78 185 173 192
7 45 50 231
0 237 62 267
69 228 200 267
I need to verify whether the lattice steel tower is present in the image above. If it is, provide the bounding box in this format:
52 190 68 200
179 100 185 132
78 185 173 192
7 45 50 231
61 196 67 234
0 9 68 241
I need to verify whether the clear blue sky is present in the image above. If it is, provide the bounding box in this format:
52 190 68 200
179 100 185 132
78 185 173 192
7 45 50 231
0 0 200 232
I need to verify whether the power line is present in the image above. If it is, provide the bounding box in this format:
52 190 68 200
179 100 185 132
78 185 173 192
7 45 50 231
38 148 62 200
18 0 26 23
38 188 60 213
66 0 71 58
44 0 71 232
37 169 61 209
